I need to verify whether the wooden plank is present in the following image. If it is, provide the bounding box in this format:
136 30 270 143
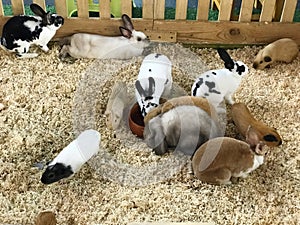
154 0 165 20
218 0 234 21
55 0 68 17
122 0 132 17
11 0 25 15
259 0 276 22
100 0 111 19
32 0 46 10
197 0 210 21
143 0 154 19
239 0 255 22
153 20 300 45
0 0 4 16
274 0 285 21
175 0 188 20
280 0 297 22
77 0 89 18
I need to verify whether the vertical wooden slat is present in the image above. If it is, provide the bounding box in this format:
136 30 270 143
197 0 210 21
154 0 165 19
33 0 46 10
259 0 276 22
0 0 4 16
77 0 89 18
239 0 255 22
175 0 188 20
122 0 132 17
218 0 234 21
280 0 297 22
274 0 285 21
100 0 111 19
11 0 25 15
55 0 68 17
143 0 154 19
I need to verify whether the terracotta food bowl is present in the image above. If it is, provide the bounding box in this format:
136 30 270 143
129 103 145 138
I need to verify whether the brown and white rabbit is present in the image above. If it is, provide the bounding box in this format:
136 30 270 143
253 38 299 69
143 96 223 156
192 127 267 185
231 102 282 147
59 14 150 59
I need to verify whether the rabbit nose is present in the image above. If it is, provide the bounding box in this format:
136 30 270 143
253 63 258 69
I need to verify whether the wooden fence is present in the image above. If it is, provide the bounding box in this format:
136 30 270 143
0 0 299 45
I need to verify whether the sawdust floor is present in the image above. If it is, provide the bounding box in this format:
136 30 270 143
0 43 299 225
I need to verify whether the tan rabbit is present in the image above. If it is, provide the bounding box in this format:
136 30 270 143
253 38 299 69
231 102 282 147
192 127 267 185
35 211 57 225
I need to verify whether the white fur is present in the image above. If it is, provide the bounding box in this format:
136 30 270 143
235 155 264 178
48 130 100 172
135 53 173 116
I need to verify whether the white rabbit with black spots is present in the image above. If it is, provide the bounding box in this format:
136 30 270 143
191 48 249 112
0 3 64 58
135 53 173 117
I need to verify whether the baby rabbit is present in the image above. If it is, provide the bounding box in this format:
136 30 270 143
253 38 299 69
0 3 64 58
231 102 282 147
135 53 173 117
41 129 100 184
143 96 222 156
192 127 267 185
59 14 149 59
105 81 129 130
191 48 249 112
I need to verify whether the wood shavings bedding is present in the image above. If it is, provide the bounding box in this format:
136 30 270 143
0 43 299 225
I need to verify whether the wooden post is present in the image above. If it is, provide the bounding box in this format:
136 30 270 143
11 0 25 15
197 0 210 21
175 0 188 20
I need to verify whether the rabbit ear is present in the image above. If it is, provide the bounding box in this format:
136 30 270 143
122 14 134 31
135 80 146 97
30 3 47 17
217 48 235 70
148 77 156 96
119 27 132 39
245 126 261 150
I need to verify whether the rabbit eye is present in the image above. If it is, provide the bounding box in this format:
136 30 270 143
137 37 142 41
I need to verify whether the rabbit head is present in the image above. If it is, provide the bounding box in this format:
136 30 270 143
41 162 74 184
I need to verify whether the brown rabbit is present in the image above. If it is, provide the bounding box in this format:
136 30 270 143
35 211 57 225
231 102 282 147
192 127 267 185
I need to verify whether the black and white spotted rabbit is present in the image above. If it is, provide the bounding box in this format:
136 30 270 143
191 48 249 112
0 3 64 58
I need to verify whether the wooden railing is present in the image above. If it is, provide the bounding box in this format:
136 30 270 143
0 0 299 45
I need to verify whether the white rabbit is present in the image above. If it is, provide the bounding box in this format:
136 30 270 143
192 126 267 185
0 3 64 58
59 14 150 60
135 53 173 117
143 96 222 156
191 48 249 112
41 129 100 184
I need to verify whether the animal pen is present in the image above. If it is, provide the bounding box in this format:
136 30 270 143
0 0 299 225
0 0 299 45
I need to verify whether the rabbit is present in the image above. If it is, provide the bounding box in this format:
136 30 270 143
135 53 173 117
143 96 222 156
35 211 57 225
105 81 129 130
0 3 64 58
231 102 282 147
191 48 249 112
59 14 150 59
192 126 267 185
253 38 299 69
41 129 100 184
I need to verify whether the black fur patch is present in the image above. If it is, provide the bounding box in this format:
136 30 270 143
205 81 221 94
41 162 74 184
192 78 203 96
212 72 217 75
236 63 246 75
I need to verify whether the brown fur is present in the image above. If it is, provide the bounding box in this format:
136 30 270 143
192 129 265 185
231 102 282 147
253 38 299 69
35 211 57 225
144 96 215 124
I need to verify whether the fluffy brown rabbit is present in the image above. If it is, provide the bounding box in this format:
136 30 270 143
192 127 267 185
231 102 282 147
253 38 299 69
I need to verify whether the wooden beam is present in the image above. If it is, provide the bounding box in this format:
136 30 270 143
77 0 89 18
239 0 255 22
100 0 111 19
11 0 25 15
280 0 297 22
154 0 165 20
197 0 210 21
218 0 234 21
175 0 188 20
260 0 276 22
55 0 68 17
143 0 154 19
